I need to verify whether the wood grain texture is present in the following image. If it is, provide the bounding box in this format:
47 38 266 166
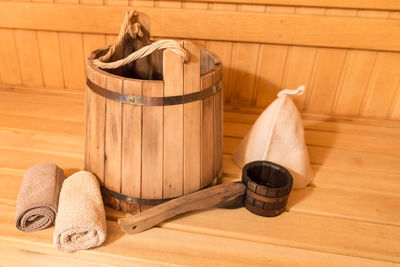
83 34 106 60
333 50 376 115
14 30 43 87
229 43 259 105
201 72 214 187
255 44 288 106
0 204 391 267
213 67 223 179
141 82 164 202
1 1 400 126
1 2 400 52
37 31 64 88
104 75 123 210
59 32 86 89
1 87 400 265
85 69 106 185
119 182 246 234
305 48 347 113
0 29 22 85
163 49 184 198
121 79 143 213
183 41 202 194
362 52 400 118
188 0 400 11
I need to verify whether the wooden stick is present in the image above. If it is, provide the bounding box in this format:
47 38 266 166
118 182 246 234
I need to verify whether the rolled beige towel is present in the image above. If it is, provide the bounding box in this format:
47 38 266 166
15 163 65 232
54 171 106 252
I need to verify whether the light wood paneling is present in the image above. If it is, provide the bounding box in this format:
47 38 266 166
1 2 400 52
14 30 43 87
104 75 123 210
255 44 288 106
0 1 400 123
333 51 376 115
163 49 184 198
305 48 347 113
362 53 400 118
188 0 400 11
37 31 65 88
59 32 86 89
0 29 22 85
229 43 259 105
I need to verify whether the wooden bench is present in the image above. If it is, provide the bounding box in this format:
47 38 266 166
0 88 399 265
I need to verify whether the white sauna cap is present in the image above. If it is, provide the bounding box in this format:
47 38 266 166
232 85 314 189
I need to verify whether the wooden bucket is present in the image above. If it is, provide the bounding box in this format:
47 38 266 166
84 12 223 213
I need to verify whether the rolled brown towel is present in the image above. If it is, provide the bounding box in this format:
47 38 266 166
15 163 65 232
54 171 106 252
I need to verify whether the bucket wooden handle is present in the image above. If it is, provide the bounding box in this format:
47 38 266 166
118 182 246 234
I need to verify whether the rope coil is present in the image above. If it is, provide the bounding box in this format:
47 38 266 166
93 10 189 70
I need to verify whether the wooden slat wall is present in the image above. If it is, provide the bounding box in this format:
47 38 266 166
0 0 400 122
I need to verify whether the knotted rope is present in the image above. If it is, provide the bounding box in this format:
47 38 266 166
93 10 189 69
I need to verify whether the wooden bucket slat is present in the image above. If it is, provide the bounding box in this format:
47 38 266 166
85 66 106 185
84 65 92 172
200 71 214 188
183 40 202 194
163 48 184 198
213 65 223 179
104 75 123 211
121 79 143 214
141 81 164 211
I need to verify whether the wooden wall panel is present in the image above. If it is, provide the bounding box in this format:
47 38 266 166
59 33 86 90
37 31 65 88
362 53 400 118
188 0 400 11
305 48 347 113
0 1 399 122
83 34 106 60
282 46 316 110
0 29 22 85
14 30 43 87
333 51 376 116
229 43 259 105
254 44 288 107
2 3 400 52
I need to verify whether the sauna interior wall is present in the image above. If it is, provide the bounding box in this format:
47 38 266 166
0 0 400 121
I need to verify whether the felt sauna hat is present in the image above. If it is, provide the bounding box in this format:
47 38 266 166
232 86 313 189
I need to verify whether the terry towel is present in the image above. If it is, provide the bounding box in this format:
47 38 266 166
15 163 65 232
54 171 106 252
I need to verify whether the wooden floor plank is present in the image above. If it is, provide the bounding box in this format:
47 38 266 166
2 166 400 263
223 155 400 195
224 137 400 173
222 154 400 226
160 207 400 263
0 128 83 156
0 90 84 122
0 204 393 266
0 113 83 136
0 148 82 174
1 88 400 265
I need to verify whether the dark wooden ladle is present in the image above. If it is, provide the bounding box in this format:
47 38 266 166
118 161 293 234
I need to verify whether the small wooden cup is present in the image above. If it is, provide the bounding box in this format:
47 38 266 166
242 161 293 217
